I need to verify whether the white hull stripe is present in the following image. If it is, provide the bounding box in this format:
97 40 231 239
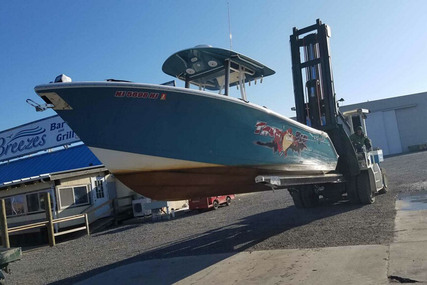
88 147 222 173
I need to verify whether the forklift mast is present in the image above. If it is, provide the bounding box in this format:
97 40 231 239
290 19 360 177
290 19 338 130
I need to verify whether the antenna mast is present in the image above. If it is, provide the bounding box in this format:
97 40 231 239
227 1 232 50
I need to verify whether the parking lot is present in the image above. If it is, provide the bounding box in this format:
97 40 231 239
6 151 427 284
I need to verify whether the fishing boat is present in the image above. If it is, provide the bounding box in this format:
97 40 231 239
34 46 338 200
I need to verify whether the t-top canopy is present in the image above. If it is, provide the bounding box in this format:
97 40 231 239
162 46 275 91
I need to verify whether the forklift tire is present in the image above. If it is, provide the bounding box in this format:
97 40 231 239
212 200 219 210
378 168 388 194
357 170 376 204
300 185 319 208
346 176 360 204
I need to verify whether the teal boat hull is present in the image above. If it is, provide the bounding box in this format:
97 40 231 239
35 82 338 199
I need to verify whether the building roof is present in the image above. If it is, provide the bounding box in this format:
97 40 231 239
340 91 427 113
0 145 103 187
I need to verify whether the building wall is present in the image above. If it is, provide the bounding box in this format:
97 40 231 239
340 92 427 155
55 173 93 227
0 170 136 230
0 182 53 199
55 171 121 225
114 178 140 209
0 182 54 228
395 105 425 150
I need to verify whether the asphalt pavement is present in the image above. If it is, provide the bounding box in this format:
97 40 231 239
74 189 427 284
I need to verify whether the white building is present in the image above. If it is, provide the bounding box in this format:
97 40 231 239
340 92 427 156
0 116 137 245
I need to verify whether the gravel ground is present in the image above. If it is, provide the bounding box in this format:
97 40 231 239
6 151 427 284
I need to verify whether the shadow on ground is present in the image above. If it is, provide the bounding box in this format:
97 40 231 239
51 200 361 284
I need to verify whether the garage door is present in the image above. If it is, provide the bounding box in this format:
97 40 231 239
366 110 402 155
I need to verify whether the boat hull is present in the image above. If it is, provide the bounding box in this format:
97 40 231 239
89 146 334 200
35 82 338 199
115 166 281 200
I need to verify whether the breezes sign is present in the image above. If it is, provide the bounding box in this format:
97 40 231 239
0 115 80 162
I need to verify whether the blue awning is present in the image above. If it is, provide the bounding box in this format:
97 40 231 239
0 145 103 187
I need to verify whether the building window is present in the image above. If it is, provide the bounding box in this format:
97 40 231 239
58 185 89 209
74 186 89 204
95 179 105 199
26 192 46 213
59 188 74 208
5 195 25 216
5 191 51 217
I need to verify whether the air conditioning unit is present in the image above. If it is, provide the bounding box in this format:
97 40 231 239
132 198 152 217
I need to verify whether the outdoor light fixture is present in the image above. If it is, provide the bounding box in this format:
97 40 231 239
186 68 195 75
208 60 218 67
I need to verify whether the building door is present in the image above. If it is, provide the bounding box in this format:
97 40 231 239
366 110 402 155
91 176 110 218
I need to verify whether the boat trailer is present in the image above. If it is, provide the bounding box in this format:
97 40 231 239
0 247 21 284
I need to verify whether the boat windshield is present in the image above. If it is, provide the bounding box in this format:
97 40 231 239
162 46 275 100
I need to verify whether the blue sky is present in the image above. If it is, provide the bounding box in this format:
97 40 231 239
1 0 427 131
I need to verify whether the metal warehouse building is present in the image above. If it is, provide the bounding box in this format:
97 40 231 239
340 91 427 156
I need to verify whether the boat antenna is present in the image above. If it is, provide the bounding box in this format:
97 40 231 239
227 1 232 50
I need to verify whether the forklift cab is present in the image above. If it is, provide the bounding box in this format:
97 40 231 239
343 108 371 152
342 108 384 169
342 108 369 137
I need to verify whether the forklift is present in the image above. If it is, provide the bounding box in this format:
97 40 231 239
256 19 387 207
288 19 387 207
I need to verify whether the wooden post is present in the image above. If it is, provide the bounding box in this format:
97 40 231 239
0 199 10 248
44 193 56 247
84 213 90 236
